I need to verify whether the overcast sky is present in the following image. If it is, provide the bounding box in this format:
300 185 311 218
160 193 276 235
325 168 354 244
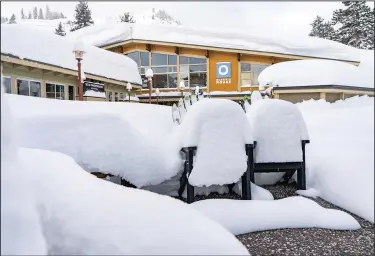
1 1 374 37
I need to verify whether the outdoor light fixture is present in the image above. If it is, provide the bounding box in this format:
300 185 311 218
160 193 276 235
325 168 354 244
73 44 85 101
155 88 160 105
146 68 153 104
126 82 132 102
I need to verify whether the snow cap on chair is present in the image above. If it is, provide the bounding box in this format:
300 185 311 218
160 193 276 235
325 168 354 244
177 99 253 187
246 99 309 163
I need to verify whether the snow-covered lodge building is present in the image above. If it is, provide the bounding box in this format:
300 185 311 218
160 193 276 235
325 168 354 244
1 25 142 101
67 22 373 103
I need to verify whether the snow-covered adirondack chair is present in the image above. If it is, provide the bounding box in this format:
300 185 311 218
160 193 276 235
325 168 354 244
246 99 310 190
176 99 254 203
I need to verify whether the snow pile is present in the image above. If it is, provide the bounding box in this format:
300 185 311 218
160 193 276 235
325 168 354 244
192 197 360 235
18 147 249 255
175 99 253 186
298 96 374 223
1 82 47 255
358 49 374 88
67 22 361 62
6 94 181 187
247 99 309 163
258 59 373 88
1 24 142 85
83 90 106 98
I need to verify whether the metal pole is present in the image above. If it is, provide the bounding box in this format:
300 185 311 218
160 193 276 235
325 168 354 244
148 79 152 104
128 90 130 102
77 59 83 101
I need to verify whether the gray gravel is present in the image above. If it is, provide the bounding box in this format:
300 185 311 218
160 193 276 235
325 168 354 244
188 183 375 256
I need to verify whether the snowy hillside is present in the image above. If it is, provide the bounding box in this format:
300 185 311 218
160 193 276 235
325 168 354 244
10 18 72 34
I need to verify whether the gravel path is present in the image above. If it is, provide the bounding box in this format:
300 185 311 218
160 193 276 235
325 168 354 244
191 184 374 256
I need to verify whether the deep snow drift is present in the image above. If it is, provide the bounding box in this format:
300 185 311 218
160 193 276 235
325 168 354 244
298 96 374 223
1 86 249 255
192 197 360 235
19 147 249 255
1 85 47 255
7 94 181 187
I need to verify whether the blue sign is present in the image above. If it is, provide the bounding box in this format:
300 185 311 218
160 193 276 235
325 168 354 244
216 62 231 79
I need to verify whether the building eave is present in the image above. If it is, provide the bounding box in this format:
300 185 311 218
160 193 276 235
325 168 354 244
1 54 143 89
100 39 360 65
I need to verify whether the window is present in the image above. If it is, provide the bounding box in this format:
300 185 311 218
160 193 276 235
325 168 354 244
119 92 125 101
152 53 177 88
114 92 119 102
17 79 41 97
179 56 207 88
240 63 269 86
46 83 65 100
2 77 11 93
107 91 113 101
126 51 207 89
126 51 150 88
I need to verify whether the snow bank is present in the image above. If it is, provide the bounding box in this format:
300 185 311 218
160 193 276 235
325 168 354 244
1 83 47 255
83 90 106 98
19 147 249 255
232 182 274 200
6 94 181 187
192 197 360 235
298 96 374 223
1 24 142 85
175 99 253 186
67 22 361 62
258 59 373 88
247 99 309 163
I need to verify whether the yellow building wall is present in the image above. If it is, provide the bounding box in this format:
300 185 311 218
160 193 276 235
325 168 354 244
208 51 239 92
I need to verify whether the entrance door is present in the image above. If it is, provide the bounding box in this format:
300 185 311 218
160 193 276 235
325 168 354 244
68 86 74 100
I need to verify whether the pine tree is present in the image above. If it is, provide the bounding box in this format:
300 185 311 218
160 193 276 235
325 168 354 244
38 8 44 19
331 1 374 49
55 22 66 36
33 7 38 19
70 1 94 32
21 8 25 19
45 5 51 20
309 15 335 40
60 12 66 19
120 12 135 23
8 14 16 24
28 11 32 19
1 17 8 24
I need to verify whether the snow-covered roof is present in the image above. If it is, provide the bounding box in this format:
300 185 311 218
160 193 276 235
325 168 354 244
1 24 142 86
67 22 362 63
258 59 374 89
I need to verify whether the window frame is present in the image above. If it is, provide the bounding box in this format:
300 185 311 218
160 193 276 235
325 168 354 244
16 77 42 97
239 61 270 87
2 76 12 94
45 81 67 100
178 55 208 88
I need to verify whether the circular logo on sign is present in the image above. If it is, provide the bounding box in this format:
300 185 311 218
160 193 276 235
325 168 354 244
218 65 229 76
